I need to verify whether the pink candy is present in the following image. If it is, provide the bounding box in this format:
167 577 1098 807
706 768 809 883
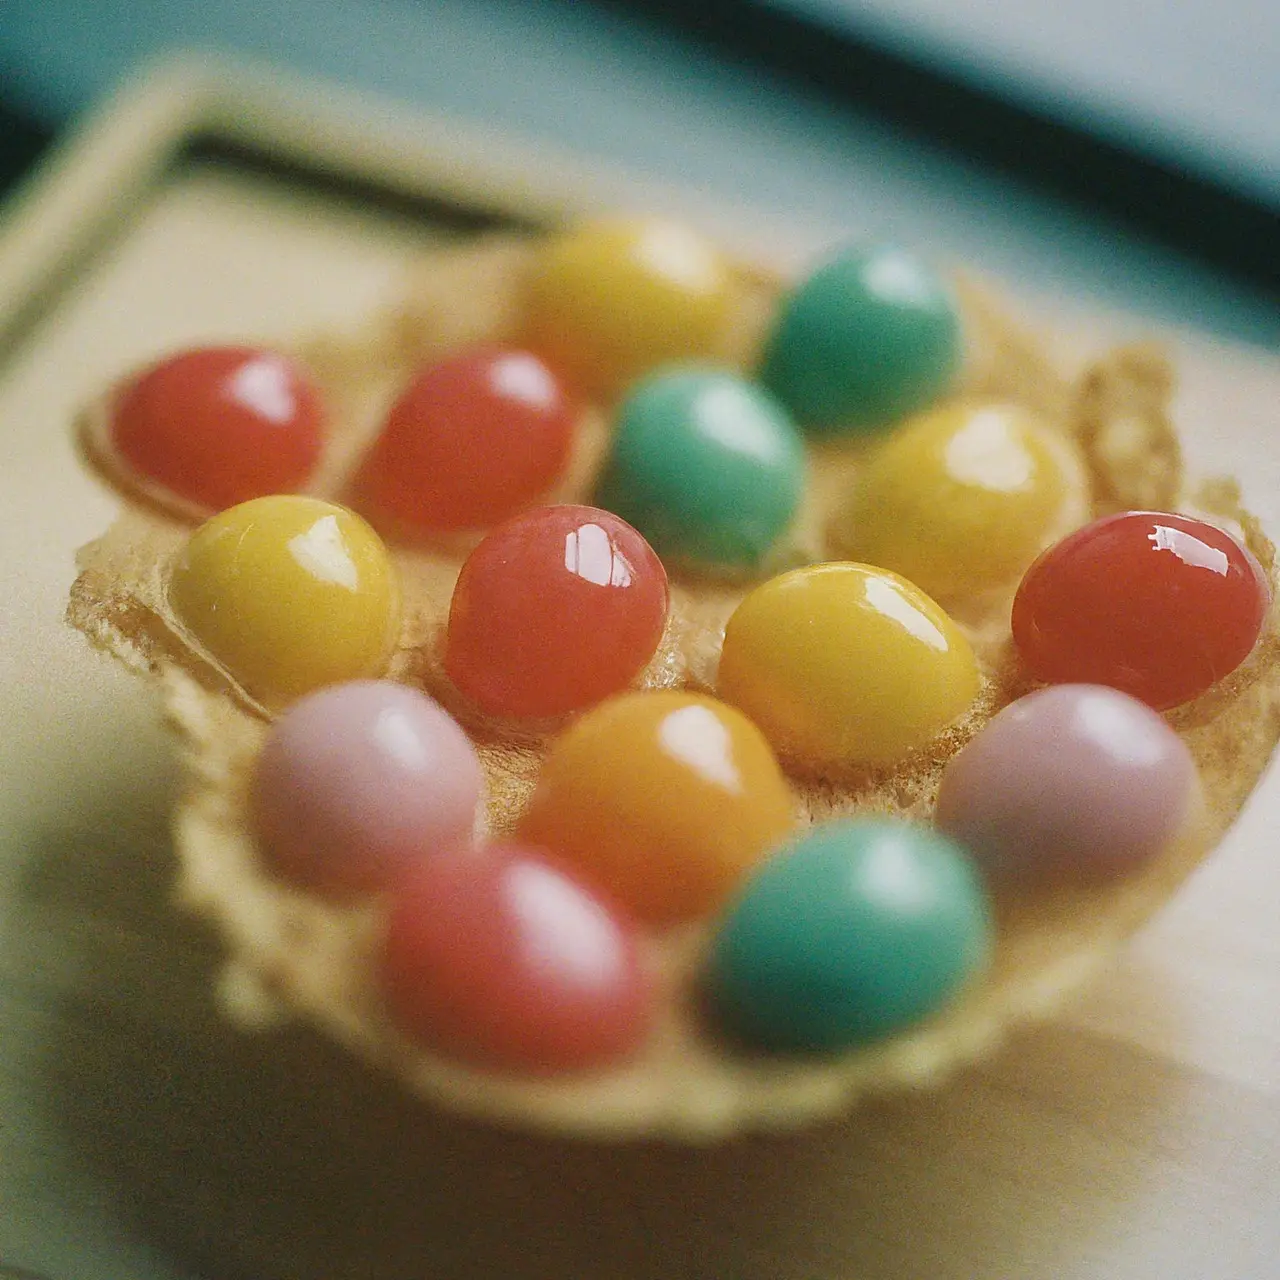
251 681 482 897
936 684 1197 884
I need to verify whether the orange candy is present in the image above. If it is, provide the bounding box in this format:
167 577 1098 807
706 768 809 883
518 691 795 926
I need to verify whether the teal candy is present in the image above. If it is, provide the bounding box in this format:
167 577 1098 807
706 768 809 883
759 246 961 435
594 368 806 569
706 819 992 1052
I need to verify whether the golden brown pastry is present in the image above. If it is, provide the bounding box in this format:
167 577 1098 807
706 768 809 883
67 228 1280 1139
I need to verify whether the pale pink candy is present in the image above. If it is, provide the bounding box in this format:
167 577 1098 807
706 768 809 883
936 683 1197 884
251 680 483 897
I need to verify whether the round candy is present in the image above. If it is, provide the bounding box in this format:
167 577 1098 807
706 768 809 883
518 691 794 925
169 496 400 711
717 563 980 766
706 819 992 1052
594 369 806 571
381 842 652 1072
445 504 669 719
351 347 576 536
250 681 482 898
110 346 323 511
936 684 1198 884
831 401 1081 598
522 218 736 400
1011 511 1269 709
759 245 961 435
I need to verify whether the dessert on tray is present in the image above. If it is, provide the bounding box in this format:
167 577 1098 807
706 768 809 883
68 218 1279 1139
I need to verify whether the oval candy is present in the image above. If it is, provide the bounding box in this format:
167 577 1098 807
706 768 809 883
522 218 735 400
444 504 669 719
707 819 992 1052
831 401 1083 599
352 347 576 536
759 245 961 435
1012 511 1269 709
936 684 1199 884
251 681 482 897
169 496 400 711
381 843 653 1073
111 346 324 512
717 563 980 767
595 369 806 571
518 690 795 925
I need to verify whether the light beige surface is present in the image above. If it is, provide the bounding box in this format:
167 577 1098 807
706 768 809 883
2 96 1280 1280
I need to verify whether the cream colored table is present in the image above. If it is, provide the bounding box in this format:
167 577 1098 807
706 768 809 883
1 61 1278 1280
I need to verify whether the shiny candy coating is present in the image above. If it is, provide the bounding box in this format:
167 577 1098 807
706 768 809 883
718 563 980 767
381 842 653 1072
832 401 1077 599
1012 511 1270 709
250 681 482 898
352 347 576 536
518 691 795 925
444 505 669 719
936 684 1197 884
759 246 961 435
168 496 400 711
111 346 323 511
522 218 736 400
594 369 806 570
707 819 992 1052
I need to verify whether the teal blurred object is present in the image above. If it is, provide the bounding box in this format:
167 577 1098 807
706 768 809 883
759 0 1280 212
1 0 1277 347
0 0 1275 337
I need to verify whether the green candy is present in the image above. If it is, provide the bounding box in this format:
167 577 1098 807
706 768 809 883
759 246 961 435
707 819 992 1053
594 369 805 570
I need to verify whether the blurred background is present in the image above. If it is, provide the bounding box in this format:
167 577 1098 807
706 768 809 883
1 0 1277 344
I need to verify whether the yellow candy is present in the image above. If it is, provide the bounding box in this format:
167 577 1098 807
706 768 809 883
169 496 400 711
717 563 980 767
830 402 1083 599
517 691 795 926
522 217 736 400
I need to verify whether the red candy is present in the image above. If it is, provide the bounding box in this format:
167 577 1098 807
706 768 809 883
110 346 323 511
352 347 576 536
380 843 652 1072
1012 511 1269 709
445 504 669 718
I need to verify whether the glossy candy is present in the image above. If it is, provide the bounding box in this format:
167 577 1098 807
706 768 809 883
251 681 482 897
594 369 806 570
832 402 1079 598
381 842 652 1072
1012 511 1269 709
352 347 576 535
518 691 794 925
522 218 735 399
111 346 323 511
718 563 980 766
169 496 400 711
759 246 961 435
707 819 992 1051
936 684 1198 884
445 504 668 719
